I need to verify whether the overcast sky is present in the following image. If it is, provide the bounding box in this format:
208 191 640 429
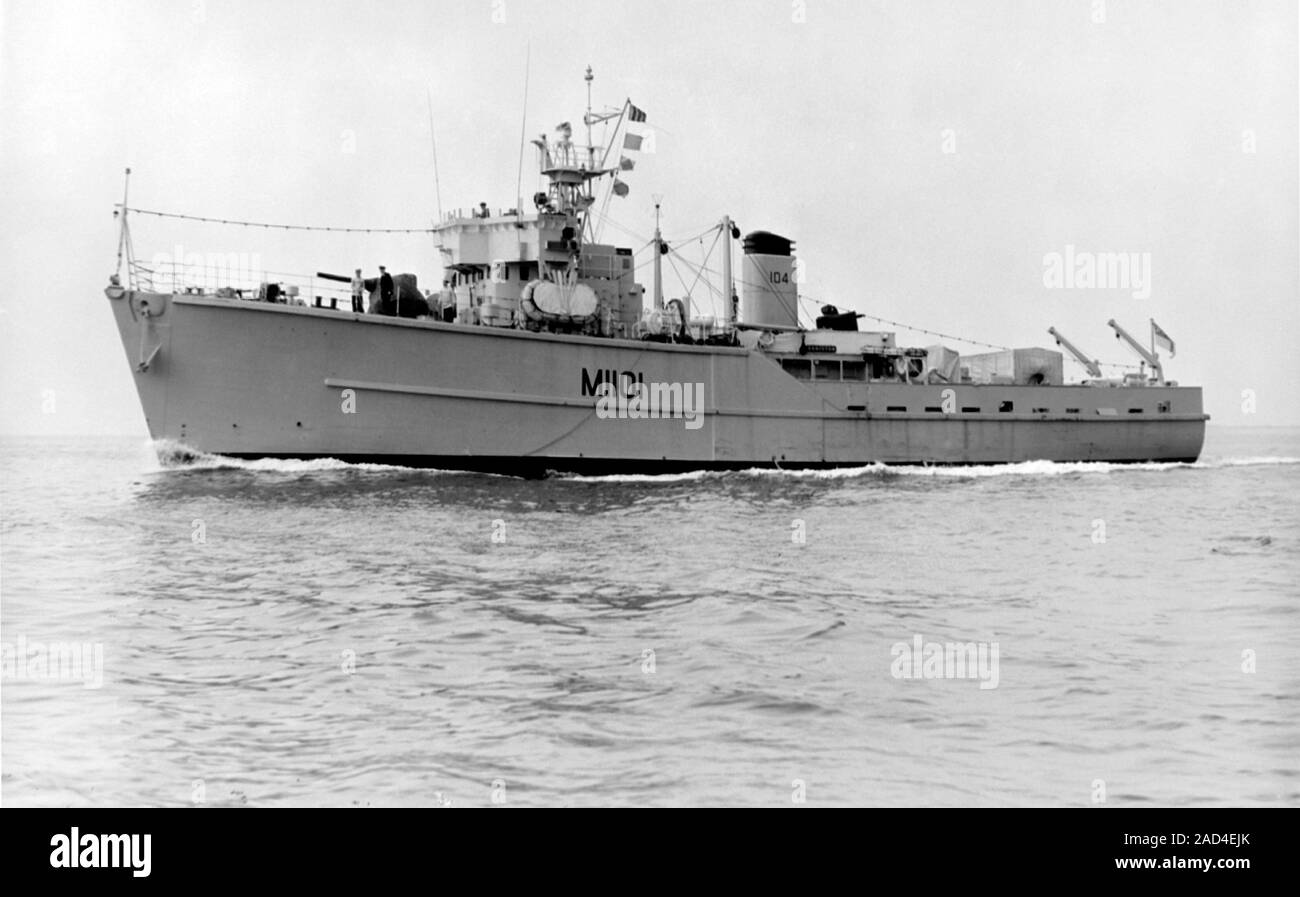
1 0 1296 434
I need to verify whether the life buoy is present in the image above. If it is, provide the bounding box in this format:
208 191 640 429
519 280 541 321
519 277 598 321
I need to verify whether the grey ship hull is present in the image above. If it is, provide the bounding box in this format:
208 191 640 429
108 290 1208 474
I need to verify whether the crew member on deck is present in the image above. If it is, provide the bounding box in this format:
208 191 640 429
379 265 395 316
440 277 455 322
477 202 491 219
351 268 364 313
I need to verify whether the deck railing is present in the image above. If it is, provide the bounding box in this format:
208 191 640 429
129 260 354 309
439 207 526 223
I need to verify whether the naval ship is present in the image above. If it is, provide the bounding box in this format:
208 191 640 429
104 70 1207 475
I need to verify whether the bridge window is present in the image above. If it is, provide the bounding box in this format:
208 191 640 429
999 401 1013 412
870 358 895 379
925 406 943 412
1032 407 1049 413
1066 407 1080 414
961 406 980 413
887 405 907 412
813 360 839 380
781 358 812 380
1158 401 1171 413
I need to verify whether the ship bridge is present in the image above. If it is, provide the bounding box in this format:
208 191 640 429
537 139 606 182
531 132 612 217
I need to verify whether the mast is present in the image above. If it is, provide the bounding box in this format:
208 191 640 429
721 215 734 327
584 65 594 169
115 167 131 279
652 199 664 310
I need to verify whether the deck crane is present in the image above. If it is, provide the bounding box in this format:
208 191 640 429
1047 327 1103 380
1107 318 1163 385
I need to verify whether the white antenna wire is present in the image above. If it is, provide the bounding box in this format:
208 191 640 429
426 88 442 222
515 45 531 223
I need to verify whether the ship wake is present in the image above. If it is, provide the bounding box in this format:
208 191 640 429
562 456 1300 483
144 440 1298 480
146 439 433 474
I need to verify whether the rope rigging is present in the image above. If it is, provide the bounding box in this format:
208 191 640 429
853 312 1011 351
649 246 1141 370
854 312 1137 370
120 206 439 234
120 199 1142 372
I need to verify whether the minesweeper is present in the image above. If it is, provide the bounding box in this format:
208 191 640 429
104 69 1207 475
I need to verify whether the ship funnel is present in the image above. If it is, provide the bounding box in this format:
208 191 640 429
741 231 798 328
